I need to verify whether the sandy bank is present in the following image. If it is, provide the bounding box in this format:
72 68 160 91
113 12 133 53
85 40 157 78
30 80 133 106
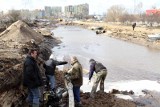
73 21 160 50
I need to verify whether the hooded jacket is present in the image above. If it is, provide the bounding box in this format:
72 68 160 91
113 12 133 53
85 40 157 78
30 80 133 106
43 59 68 75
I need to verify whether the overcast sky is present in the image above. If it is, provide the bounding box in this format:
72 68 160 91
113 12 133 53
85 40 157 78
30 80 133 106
0 0 160 14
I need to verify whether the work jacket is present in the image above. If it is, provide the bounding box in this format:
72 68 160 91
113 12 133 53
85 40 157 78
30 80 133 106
68 60 83 86
23 55 43 88
43 59 68 75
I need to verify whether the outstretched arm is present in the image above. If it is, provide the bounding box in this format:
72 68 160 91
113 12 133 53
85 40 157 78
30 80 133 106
53 60 68 66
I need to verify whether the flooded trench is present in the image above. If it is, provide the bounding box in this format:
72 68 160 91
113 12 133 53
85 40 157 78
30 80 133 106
52 26 160 82
52 26 160 106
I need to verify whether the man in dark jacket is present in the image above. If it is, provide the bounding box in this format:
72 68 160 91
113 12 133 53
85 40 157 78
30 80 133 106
23 49 43 107
43 54 68 91
89 59 107 98
132 22 136 31
67 56 83 106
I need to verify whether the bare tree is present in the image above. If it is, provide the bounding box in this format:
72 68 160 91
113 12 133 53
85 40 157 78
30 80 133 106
119 13 129 23
119 13 138 24
140 12 147 23
145 5 160 26
7 9 22 23
105 5 126 22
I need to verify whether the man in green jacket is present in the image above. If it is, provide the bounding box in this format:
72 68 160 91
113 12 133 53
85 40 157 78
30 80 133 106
67 56 83 107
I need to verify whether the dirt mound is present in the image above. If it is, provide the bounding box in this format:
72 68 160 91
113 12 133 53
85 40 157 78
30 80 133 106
54 71 136 107
0 58 24 107
0 58 22 92
36 28 52 37
0 20 61 107
81 91 136 107
0 20 43 44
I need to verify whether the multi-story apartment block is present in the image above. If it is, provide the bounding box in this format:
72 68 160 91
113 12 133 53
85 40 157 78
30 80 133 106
65 3 89 18
51 6 62 18
45 6 52 17
45 6 62 18
31 9 45 19
65 5 74 18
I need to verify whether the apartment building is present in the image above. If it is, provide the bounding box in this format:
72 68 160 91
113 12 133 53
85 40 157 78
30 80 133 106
45 6 62 18
65 3 89 18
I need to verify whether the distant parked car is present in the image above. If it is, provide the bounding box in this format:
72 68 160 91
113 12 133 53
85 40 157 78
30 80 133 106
95 27 106 34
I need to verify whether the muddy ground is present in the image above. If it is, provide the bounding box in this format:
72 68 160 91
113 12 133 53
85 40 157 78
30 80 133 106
62 21 160 107
0 20 137 107
55 71 136 107
0 20 60 107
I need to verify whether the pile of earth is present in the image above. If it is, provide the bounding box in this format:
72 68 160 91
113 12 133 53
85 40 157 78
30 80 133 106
0 20 44 59
0 20 43 44
81 91 136 107
0 20 59 107
54 71 136 107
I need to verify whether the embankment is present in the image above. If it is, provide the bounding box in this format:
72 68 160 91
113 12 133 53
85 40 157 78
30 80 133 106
73 21 160 49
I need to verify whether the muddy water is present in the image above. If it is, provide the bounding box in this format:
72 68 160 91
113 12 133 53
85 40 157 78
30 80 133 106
52 26 160 82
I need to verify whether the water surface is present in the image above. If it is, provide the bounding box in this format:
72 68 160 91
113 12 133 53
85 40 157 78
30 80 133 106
52 26 160 82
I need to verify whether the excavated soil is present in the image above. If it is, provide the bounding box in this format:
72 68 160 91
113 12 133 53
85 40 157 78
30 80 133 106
55 71 136 107
81 92 136 107
0 20 43 44
0 20 136 107
0 20 59 107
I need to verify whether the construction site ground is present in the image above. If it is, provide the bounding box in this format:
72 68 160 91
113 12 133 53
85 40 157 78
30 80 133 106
2 20 160 107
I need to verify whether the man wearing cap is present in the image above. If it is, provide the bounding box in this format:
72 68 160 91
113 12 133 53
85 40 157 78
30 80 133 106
89 59 107 98
43 54 68 91
67 56 83 107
